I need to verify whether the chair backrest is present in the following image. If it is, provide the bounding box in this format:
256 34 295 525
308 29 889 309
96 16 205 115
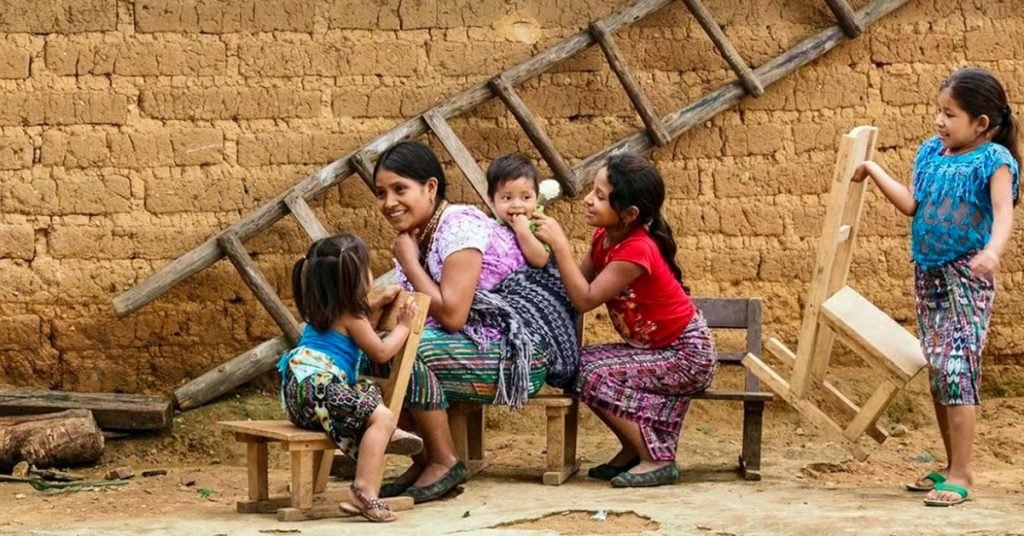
373 290 432 415
692 297 763 392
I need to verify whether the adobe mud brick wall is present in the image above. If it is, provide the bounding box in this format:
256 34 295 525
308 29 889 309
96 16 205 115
1 0 1022 394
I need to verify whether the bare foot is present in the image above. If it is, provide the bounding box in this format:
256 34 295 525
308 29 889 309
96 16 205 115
412 461 456 487
606 449 638 466
626 460 673 474
924 473 973 505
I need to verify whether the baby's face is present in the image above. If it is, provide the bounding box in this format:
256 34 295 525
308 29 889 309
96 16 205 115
491 176 538 223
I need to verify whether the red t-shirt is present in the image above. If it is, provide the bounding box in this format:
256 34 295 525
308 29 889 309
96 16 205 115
591 227 695 349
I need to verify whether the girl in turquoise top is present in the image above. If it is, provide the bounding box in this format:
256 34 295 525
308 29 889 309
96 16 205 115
854 67 1019 507
278 233 419 522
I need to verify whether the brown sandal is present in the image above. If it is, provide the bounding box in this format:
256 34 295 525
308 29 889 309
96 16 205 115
343 484 396 523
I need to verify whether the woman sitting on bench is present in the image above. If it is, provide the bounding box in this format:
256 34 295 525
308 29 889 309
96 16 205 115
369 141 577 503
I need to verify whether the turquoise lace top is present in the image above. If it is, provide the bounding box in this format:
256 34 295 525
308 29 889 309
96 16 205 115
911 136 1019 269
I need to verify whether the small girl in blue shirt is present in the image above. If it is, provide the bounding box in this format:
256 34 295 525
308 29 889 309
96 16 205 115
278 233 419 522
854 67 1019 507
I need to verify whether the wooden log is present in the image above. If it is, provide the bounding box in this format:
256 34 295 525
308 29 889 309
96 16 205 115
218 233 301 344
0 390 173 431
0 409 104 471
174 335 293 411
422 110 494 212
588 21 671 145
283 193 329 242
679 0 764 96
490 75 579 195
110 1 685 317
824 0 863 38
350 151 375 189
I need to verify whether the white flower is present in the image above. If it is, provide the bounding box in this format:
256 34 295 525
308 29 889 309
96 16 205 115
537 179 561 205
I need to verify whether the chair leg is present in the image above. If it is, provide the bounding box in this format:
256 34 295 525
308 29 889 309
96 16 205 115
313 449 333 494
246 441 269 501
290 450 315 510
740 400 764 481
466 404 486 468
449 404 470 465
542 404 579 485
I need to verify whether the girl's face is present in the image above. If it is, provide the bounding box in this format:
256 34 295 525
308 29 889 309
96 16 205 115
935 87 989 153
583 167 622 228
491 176 538 224
375 170 437 233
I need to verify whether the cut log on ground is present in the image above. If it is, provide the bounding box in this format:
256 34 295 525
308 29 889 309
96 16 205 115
0 410 104 471
0 389 173 431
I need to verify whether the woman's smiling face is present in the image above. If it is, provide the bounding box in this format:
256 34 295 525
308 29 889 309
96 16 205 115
374 169 437 233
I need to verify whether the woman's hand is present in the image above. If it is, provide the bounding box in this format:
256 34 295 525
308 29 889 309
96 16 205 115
532 212 569 251
968 248 1000 277
392 232 420 268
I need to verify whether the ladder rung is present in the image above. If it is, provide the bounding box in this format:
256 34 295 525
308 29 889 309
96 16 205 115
589 21 671 146
489 75 580 196
350 151 375 190
283 193 330 242
422 110 495 214
823 0 863 38
680 0 764 97
218 233 302 344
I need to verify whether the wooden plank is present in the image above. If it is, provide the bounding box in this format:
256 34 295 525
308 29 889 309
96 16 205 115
694 390 773 402
545 407 566 472
111 0 905 318
246 442 269 501
350 151 375 189
765 337 888 444
218 233 301 344
377 292 431 416
313 449 333 494
175 335 291 411
744 298 764 393
220 420 332 442
589 21 670 145
843 380 898 441
692 297 749 328
277 496 414 521
679 0 764 96
0 389 172 431
290 450 314 509
824 0 864 37
283 193 329 242
422 110 495 213
490 75 579 196
238 491 347 514
819 286 926 380
525 394 574 407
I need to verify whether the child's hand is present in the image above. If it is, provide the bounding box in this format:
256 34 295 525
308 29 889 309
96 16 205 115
532 212 568 249
968 248 1000 276
510 213 532 234
397 295 418 326
852 161 873 183
393 232 420 268
370 285 401 309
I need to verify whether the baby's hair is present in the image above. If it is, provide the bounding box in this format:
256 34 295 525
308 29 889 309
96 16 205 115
291 234 371 332
486 153 540 198
941 67 1021 205
604 152 689 292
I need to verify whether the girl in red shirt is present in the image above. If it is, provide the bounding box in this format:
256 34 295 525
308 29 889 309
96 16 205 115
534 152 716 487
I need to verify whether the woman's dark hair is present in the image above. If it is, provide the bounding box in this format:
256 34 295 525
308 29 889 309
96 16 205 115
291 234 371 332
941 67 1021 203
373 140 447 201
604 152 689 292
486 153 539 197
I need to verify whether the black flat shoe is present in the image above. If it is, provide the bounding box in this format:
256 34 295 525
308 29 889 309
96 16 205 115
378 480 413 498
400 461 469 504
610 463 679 488
587 456 640 480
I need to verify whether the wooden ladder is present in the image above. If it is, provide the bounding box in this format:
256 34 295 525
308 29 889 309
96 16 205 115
741 126 927 461
110 0 909 412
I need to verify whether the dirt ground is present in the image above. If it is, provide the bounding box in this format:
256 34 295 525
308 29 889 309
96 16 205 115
1 368 1023 535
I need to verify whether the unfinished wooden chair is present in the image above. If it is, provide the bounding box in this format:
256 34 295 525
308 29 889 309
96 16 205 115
742 126 928 460
219 290 430 521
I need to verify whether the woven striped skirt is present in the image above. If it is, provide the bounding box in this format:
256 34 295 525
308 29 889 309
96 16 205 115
369 327 549 411
575 312 717 461
915 256 995 406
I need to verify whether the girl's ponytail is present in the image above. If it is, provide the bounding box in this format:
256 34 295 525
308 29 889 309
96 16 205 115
647 212 690 294
291 256 308 323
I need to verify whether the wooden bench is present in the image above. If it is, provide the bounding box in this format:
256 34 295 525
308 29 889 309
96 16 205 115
219 290 430 521
449 296 773 484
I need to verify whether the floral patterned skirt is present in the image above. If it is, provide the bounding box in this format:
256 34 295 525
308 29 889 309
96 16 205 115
281 368 382 458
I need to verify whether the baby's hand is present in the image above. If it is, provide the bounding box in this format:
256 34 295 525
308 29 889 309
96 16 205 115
370 285 401 309
852 161 873 183
968 248 1000 277
397 295 418 326
510 213 532 234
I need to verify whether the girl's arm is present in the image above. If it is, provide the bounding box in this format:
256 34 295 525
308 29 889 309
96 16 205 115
533 213 643 312
969 165 1015 275
394 232 482 332
342 296 418 364
511 214 550 267
853 161 918 216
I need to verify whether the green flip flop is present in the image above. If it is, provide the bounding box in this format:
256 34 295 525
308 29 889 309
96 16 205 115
923 482 971 507
905 471 946 492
